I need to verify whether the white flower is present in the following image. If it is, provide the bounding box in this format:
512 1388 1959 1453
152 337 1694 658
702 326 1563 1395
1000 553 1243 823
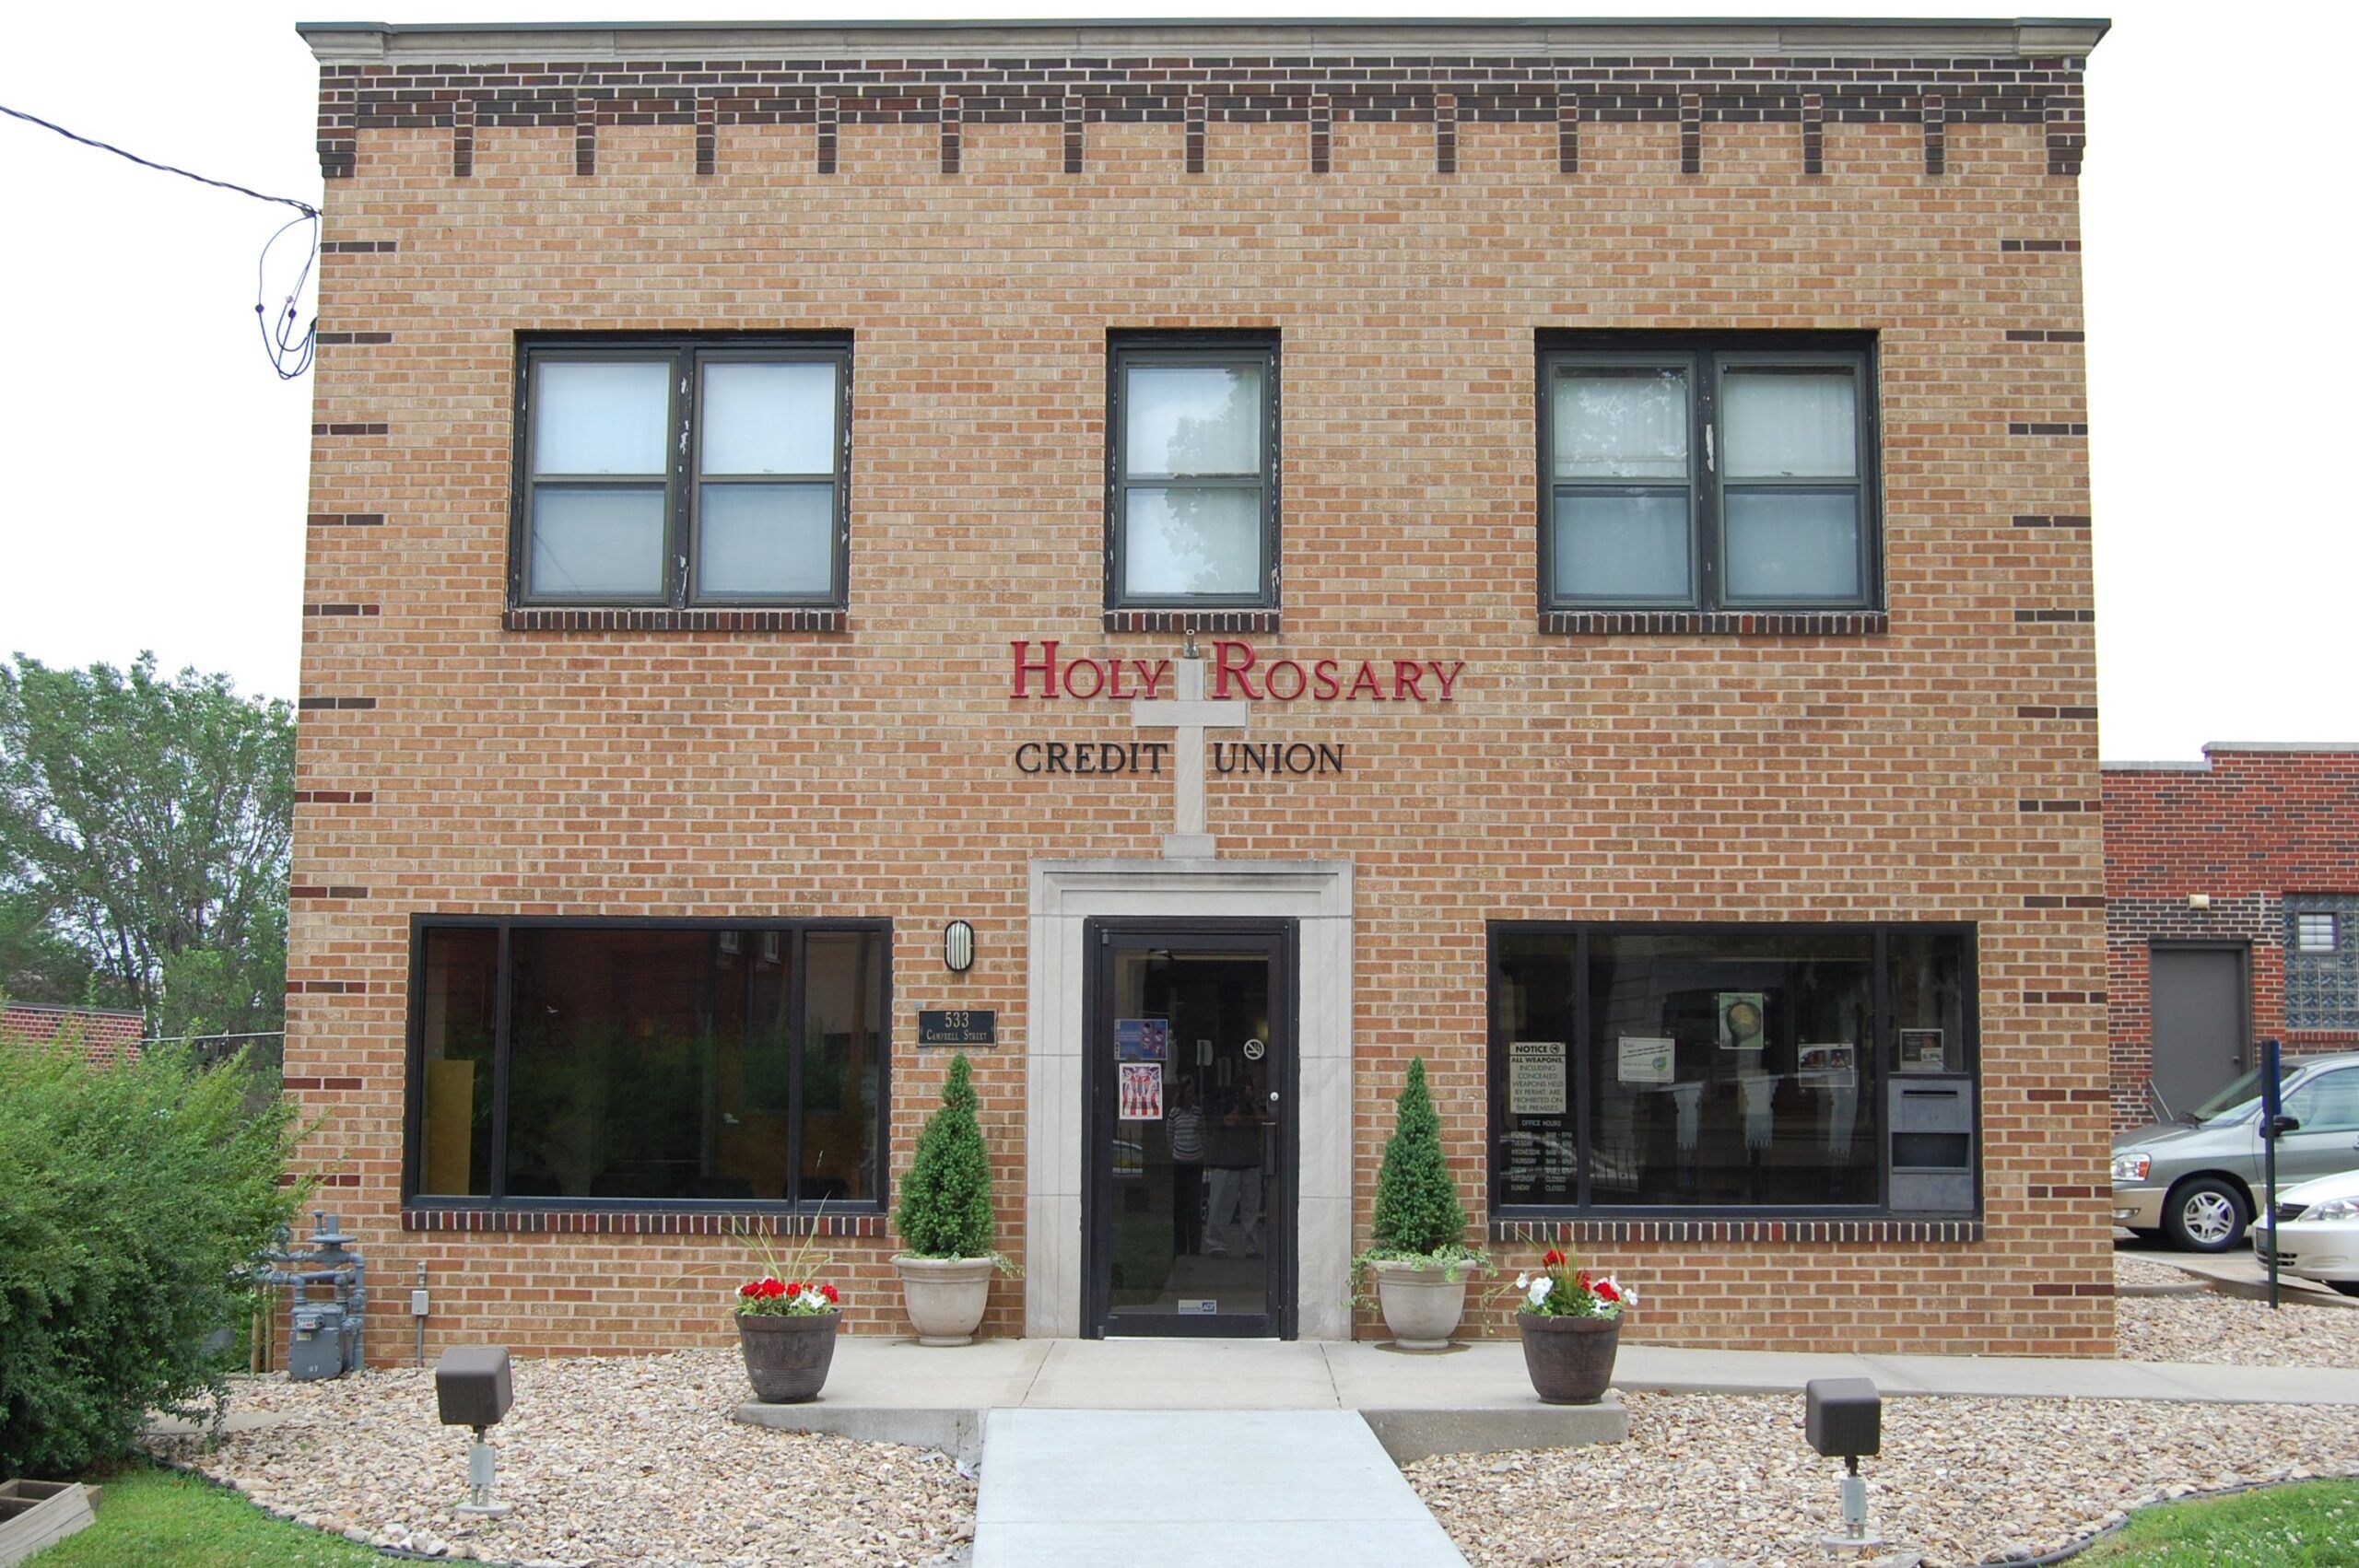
1514 1273 1532 1290
1528 1278 1553 1307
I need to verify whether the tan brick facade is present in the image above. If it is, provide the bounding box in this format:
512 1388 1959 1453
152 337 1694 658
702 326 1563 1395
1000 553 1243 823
289 19 2113 1362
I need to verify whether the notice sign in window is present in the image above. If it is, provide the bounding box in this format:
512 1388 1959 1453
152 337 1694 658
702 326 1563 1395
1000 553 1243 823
1508 1040 1567 1116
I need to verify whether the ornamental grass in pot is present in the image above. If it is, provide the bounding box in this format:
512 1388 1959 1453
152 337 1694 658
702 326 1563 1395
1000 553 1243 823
731 1229 843 1405
1505 1246 1634 1406
892 1053 1010 1345
1353 1057 1485 1350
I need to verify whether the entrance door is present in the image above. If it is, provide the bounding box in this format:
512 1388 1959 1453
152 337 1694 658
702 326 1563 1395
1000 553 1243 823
2150 945 2248 1119
1084 919 1296 1338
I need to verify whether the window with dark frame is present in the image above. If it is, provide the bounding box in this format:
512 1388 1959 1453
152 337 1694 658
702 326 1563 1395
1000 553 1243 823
514 338 850 610
1541 335 1880 613
1109 339 1278 610
409 919 888 1210
1489 922 1976 1216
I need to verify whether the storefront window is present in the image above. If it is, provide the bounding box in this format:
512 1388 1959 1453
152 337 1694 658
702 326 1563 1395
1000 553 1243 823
409 920 888 1209
1491 923 1977 1214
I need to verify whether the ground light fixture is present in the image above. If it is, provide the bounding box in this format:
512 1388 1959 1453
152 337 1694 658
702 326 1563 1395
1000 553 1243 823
1804 1375 1883 1551
434 1346 516 1517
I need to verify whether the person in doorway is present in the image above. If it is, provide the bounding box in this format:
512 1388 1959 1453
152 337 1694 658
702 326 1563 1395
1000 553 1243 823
1168 1079 1205 1256
1202 1088 1264 1258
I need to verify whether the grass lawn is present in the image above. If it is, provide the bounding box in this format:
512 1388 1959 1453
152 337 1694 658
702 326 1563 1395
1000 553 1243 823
28 1462 383 1567
2077 1479 2359 1565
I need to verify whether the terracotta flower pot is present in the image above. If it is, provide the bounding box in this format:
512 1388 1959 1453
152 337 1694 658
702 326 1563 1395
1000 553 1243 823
1370 1260 1470 1350
1517 1310 1621 1405
895 1256 994 1346
736 1310 840 1403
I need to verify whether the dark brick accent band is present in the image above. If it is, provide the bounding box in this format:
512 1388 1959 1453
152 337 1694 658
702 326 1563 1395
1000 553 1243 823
504 606 847 634
1555 85 1579 173
1104 608 1282 636
2016 704 2098 720
296 695 378 709
1185 91 1206 174
282 1076 366 1092
311 422 388 437
697 97 718 176
309 512 385 527
2024 989 2107 1005
1801 92 1823 175
1494 1217 1983 1246
2009 421 2089 436
289 978 373 993
1434 90 1458 174
2024 894 2107 908
1309 95 1332 174
2013 607 2094 623
940 90 962 175
1921 92 1945 175
1541 610 1889 638
403 1205 890 1238
2005 329 2086 343
323 240 398 253
294 790 377 805
290 884 370 900
2018 798 2100 813
317 52 2092 182
2000 238 2081 252
2012 514 2092 528
452 93 474 177
314 332 394 346
303 603 381 618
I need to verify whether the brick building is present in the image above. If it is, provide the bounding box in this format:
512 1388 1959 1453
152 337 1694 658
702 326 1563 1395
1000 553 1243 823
0 1002 145 1068
288 15 2114 1361
2102 744 2359 1129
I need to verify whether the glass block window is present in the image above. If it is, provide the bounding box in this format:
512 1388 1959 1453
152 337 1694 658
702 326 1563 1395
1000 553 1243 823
2287 896 2359 1029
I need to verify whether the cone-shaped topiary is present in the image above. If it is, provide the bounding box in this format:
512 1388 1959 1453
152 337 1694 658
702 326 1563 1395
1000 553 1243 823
896 1052 994 1258
1368 1056 1468 1256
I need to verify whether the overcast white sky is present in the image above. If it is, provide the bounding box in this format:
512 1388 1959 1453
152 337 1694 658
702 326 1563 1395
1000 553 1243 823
1 2 2347 762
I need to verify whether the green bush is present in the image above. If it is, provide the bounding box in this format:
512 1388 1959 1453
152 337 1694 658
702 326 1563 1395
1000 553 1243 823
1368 1057 1469 1257
0 1033 305 1477
894 1052 993 1258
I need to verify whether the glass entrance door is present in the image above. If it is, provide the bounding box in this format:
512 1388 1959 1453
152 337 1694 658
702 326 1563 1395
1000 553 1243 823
1084 920 1296 1338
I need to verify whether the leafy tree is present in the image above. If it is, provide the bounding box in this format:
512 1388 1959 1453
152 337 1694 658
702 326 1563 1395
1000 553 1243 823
0 1030 307 1476
0 654 293 1043
1369 1056 1469 1257
895 1052 994 1258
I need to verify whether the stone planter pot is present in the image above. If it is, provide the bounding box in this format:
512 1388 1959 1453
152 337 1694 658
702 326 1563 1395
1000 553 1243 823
1517 1311 1621 1405
1371 1260 1469 1351
736 1311 840 1403
895 1256 995 1346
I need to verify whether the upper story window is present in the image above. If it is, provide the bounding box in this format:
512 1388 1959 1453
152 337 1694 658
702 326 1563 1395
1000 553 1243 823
1542 335 1880 613
514 338 849 610
1109 339 1278 611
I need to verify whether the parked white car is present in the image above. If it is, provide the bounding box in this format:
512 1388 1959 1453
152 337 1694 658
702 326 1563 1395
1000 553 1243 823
2253 1167 2359 1297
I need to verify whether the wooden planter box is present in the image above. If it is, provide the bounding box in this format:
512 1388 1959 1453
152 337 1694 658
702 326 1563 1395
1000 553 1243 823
0 1480 100 1566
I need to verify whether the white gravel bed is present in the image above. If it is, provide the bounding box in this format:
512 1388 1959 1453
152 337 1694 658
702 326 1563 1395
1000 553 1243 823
2117 1293 2359 1367
148 1349 974 1567
2110 1251 2199 1291
1408 1391 2359 1567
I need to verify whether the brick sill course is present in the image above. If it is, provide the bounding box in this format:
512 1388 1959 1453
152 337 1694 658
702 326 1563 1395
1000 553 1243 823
504 607 847 634
1541 610 1889 638
404 1206 886 1237
1495 1216 1981 1246
1104 608 1280 636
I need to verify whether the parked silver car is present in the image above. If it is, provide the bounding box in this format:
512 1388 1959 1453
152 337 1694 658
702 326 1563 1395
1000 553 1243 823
2111 1051 2359 1251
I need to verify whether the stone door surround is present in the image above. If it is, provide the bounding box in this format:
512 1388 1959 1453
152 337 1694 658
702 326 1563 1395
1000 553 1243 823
1025 859 1354 1339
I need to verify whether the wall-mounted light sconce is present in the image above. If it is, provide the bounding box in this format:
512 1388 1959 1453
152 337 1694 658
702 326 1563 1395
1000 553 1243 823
944 920 976 973
2189 894 2212 911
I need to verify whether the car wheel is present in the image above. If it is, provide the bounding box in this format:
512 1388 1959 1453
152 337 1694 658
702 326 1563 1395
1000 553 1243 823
2330 1281 2359 1299
2163 1177 2248 1253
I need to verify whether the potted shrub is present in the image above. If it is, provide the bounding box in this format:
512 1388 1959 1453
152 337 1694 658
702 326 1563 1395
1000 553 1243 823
1508 1246 1634 1405
1355 1057 1485 1349
893 1052 1002 1346
732 1239 842 1404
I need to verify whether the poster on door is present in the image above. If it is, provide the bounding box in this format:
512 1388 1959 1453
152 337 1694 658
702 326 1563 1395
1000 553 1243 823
1508 1040 1567 1115
1117 1018 1169 1060
1119 1062 1164 1120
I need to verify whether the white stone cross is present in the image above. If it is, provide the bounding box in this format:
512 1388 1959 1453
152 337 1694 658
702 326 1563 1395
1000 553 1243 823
1131 649 1250 859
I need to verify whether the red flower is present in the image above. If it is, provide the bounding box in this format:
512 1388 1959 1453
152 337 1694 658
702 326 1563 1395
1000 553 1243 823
760 1278 785 1300
819 1283 839 1305
785 1281 802 1297
1542 1248 1566 1268
739 1281 758 1298
1594 1280 1621 1304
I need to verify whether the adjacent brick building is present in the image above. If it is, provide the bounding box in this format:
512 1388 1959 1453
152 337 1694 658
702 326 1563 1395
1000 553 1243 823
0 1003 146 1068
288 16 2114 1362
2103 744 2359 1129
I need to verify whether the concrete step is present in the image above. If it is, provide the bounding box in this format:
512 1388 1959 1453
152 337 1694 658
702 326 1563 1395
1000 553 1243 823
971 1408 1468 1567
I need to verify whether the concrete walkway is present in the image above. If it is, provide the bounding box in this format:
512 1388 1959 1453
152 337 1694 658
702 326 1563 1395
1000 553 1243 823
973 1409 1468 1567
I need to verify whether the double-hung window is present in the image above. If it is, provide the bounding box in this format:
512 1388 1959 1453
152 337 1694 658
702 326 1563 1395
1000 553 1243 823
515 338 850 609
1109 340 1277 611
1543 335 1879 612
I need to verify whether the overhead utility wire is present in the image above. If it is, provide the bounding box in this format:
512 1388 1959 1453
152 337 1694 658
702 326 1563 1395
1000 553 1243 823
0 100 321 378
